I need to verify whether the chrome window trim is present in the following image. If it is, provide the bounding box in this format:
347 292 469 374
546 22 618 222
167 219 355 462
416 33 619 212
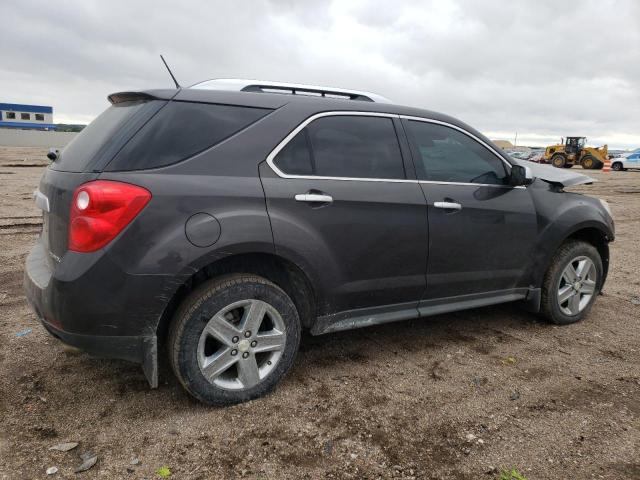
266 111 410 183
265 111 525 189
419 180 524 189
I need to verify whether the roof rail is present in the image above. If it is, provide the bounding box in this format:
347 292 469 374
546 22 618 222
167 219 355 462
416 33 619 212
190 78 392 103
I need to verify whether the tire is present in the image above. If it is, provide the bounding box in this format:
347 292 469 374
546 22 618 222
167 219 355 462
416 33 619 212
551 154 566 168
168 274 301 406
580 155 602 170
612 161 623 171
540 240 603 325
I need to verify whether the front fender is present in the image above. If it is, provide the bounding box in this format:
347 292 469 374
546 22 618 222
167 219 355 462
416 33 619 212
524 186 613 289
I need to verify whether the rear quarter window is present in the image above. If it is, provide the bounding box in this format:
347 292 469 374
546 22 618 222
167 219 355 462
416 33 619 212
105 101 270 171
53 100 163 173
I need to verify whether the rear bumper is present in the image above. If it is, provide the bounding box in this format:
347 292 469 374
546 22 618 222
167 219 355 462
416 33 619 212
23 240 169 387
37 317 158 387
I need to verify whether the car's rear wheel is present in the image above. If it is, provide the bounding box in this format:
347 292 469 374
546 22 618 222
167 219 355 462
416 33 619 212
540 240 602 325
168 274 301 405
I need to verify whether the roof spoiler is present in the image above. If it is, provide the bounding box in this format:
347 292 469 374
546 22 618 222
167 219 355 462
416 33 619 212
107 91 157 104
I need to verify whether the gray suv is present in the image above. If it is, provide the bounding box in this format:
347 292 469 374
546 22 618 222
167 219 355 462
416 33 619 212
24 79 614 405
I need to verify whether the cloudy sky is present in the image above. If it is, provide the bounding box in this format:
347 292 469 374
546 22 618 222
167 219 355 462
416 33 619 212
2 0 638 149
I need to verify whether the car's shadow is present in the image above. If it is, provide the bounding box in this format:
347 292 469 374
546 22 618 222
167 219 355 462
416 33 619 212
34 302 546 410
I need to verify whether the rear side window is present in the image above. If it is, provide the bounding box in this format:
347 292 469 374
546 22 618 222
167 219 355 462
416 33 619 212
272 115 405 179
106 102 270 171
272 130 314 175
53 100 163 173
406 120 508 185
309 116 404 179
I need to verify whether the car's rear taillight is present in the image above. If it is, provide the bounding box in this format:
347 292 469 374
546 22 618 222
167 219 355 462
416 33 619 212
68 180 151 252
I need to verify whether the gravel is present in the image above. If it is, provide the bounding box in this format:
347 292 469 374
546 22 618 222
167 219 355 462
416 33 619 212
1 148 638 479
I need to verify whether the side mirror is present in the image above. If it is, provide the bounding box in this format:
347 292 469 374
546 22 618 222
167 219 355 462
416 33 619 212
509 164 533 186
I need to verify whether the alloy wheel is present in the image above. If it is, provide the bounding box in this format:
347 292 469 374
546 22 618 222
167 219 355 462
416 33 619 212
557 256 597 316
197 299 286 390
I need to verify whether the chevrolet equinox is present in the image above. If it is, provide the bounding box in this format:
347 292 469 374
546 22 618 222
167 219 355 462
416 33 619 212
24 79 615 405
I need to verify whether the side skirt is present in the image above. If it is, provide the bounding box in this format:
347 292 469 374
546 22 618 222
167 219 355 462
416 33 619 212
311 288 537 335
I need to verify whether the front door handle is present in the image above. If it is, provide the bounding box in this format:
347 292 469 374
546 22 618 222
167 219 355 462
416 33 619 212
295 193 333 204
433 201 462 210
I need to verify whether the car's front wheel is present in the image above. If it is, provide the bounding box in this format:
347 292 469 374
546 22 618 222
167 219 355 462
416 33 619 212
168 274 301 405
540 240 603 325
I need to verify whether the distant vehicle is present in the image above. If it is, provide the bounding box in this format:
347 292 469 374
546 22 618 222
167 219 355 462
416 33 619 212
543 137 608 169
507 151 526 160
611 149 640 171
529 152 545 163
507 150 533 161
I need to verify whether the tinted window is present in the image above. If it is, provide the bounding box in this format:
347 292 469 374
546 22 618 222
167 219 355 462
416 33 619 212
107 102 270 171
53 100 163 173
273 130 313 175
307 116 405 179
406 121 508 185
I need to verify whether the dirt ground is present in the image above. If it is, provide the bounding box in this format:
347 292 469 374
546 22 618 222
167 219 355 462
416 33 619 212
0 147 638 480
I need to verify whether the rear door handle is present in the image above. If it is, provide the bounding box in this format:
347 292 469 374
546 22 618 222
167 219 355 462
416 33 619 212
433 201 462 210
295 193 333 204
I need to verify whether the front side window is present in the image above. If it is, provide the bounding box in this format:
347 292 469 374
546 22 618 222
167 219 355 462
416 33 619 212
406 120 509 185
273 115 405 180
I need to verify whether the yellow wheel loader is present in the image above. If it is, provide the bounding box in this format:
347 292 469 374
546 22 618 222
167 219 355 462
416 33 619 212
543 137 608 169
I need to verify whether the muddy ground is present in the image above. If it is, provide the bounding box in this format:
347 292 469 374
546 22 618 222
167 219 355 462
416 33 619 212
0 147 638 479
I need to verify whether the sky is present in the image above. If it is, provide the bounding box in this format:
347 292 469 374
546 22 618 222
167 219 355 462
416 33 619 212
1 0 638 149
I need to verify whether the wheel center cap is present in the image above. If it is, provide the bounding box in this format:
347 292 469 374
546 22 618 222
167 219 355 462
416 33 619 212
238 339 250 353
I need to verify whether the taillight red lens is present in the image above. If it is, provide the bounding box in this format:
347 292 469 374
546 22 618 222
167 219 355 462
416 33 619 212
68 180 151 252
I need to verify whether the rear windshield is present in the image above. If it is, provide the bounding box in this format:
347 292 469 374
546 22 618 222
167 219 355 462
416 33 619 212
52 100 164 173
105 101 271 171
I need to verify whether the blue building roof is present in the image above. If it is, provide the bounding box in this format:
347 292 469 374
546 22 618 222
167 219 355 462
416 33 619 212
0 103 53 114
0 121 56 129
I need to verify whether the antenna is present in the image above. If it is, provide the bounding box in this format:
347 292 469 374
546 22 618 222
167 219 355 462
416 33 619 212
160 54 181 89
